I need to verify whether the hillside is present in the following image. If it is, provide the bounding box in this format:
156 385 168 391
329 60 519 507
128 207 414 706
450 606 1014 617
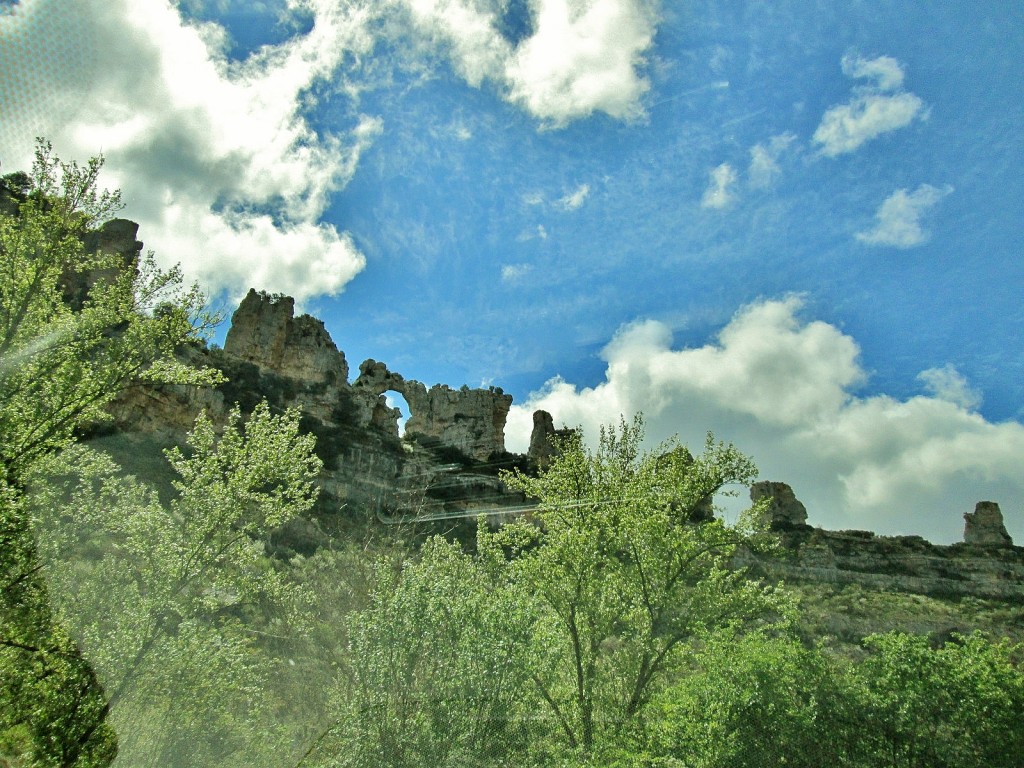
87 263 1024 648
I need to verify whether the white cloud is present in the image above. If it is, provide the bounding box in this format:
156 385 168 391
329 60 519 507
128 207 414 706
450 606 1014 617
813 54 927 157
841 52 905 91
1 0 380 303
506 297 1024 543
747 132 796 189
701 163 738 209
504 0 657 126
501 263 533 281
402 0 512 86
917 364 982 410
856 183 953 248
400 0 659 127
557 183 590 211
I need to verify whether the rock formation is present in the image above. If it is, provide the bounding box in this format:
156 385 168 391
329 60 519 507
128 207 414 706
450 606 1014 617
63 218 143 310
96 269 1024 591
964 501 1014 548
353 359 512 461
735 489 1023 601
750 481 810 531
224 289 349 385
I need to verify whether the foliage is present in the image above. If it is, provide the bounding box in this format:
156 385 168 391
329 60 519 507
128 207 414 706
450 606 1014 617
0 139 218 482
319 537 534 768
847 631 1024 767
330 416 790 767
486 416 788 760
0 139 219 766
646 631 850 768
27 402 322 766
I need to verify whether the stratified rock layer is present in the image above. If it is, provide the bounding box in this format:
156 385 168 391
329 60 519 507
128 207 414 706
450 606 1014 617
737 486 1024 601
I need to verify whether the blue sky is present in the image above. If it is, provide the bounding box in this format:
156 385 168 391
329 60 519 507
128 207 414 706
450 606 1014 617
2 0 1023 542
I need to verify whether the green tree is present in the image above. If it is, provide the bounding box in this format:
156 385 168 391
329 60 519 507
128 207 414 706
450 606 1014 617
0 140 218 766
27 402 322 766
482 416 788 762
321 537 534 768
848 631 1024 768
645 630 852 768
0 140 216 481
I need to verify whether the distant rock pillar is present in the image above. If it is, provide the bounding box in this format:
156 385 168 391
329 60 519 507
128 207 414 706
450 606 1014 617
528 410 558 469
750 481 809 531
963 501 1013 547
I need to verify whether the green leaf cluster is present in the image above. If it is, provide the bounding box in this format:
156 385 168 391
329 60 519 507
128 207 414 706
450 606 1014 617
326 416 791 766
28 403 322 766
0 140 221 766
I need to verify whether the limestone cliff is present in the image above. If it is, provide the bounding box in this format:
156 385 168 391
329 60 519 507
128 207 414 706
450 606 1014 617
352 358 512 461
224 289 349 386
739 483 1023 601
101 284 1023 601
105 288 526 551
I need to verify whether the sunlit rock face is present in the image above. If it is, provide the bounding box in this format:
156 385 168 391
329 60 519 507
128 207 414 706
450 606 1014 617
964 501 1014 548
354 358 513 461
224 288 349 385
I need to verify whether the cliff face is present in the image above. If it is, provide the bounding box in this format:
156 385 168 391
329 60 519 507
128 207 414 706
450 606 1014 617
104 286 1023 599
106 288 525 551
224 289 349 386
741 483 1024 601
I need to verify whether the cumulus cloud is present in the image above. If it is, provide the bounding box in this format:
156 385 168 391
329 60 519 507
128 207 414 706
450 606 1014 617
504 0 657 126
401 0 659 127
813 53 927 157
557 183 590 211
701 162 738 209
918 364 982 410
1 0 379 303
841 53 905 91
856 183 953 247
506 297 1024 543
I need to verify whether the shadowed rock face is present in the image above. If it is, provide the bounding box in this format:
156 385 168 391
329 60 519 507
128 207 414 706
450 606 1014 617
964 501 1014 548
750 481 809 531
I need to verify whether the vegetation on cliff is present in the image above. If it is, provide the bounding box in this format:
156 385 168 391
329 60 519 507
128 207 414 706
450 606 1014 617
2 146 1023 768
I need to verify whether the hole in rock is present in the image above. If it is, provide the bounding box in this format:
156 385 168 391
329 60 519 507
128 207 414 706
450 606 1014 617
383 390 411 437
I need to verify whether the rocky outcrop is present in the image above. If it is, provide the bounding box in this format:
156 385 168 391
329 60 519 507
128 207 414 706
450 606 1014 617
353 359 512 461
964 501 1014 548
219 291 516 462
224 289 349 385
737 492 1024 601
63 218 143 310
750 481 809 531
528 410 559 469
